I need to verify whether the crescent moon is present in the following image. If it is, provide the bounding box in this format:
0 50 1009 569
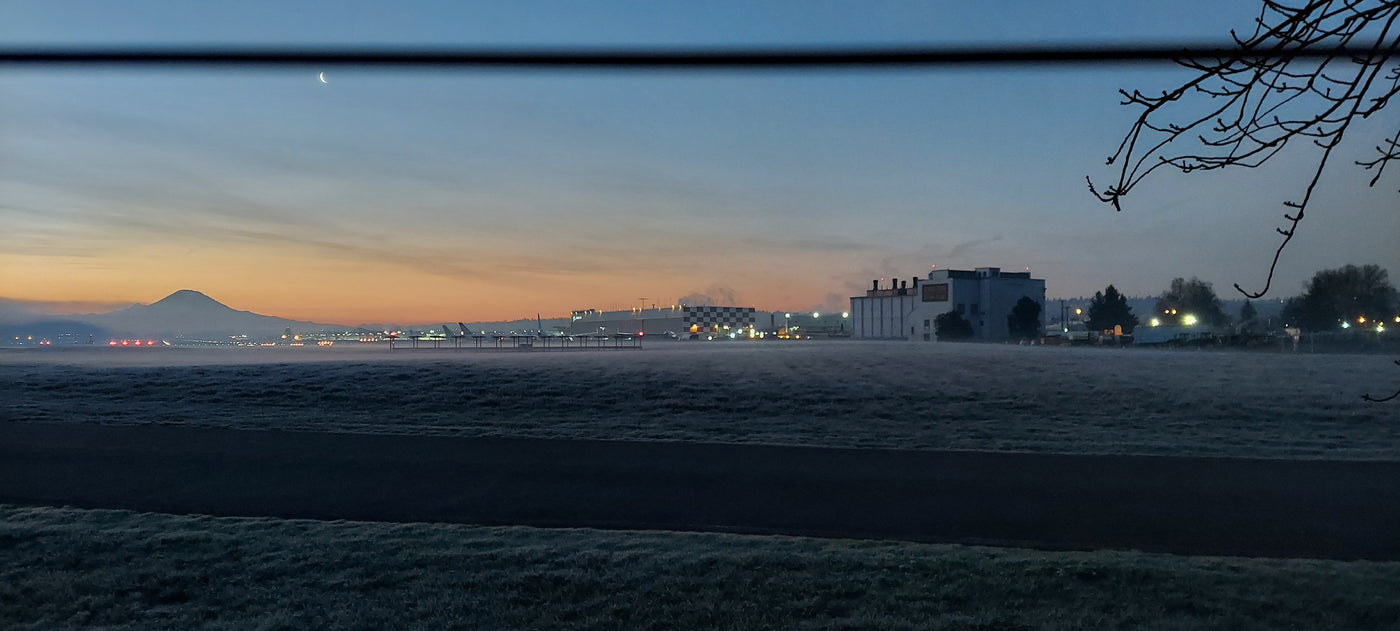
318 72 327 84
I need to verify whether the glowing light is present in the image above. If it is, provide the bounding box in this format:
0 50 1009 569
1341 321 1351 329
1074 308 1082 316
1358 316 1367 324
784 313 791 318
1149 318 1161 327
1182 314 1198 326
813 312 820 318
1378 325 1386 333
841 312 849 318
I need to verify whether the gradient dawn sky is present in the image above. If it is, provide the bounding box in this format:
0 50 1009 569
3 1 1396 325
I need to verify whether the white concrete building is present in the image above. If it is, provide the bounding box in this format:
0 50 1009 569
850 267 1046 341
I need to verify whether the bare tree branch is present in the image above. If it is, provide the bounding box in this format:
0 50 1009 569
1363 360 1400 401
1090 1 1399 297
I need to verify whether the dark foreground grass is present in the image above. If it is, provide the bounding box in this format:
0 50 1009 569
3 506 1398 630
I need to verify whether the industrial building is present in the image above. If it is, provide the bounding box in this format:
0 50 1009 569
566 305 757 338
850 267 1046 341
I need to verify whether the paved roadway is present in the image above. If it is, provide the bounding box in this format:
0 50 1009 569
2 422 1398 560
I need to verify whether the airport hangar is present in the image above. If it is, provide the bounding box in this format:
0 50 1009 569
851 267 1046 342
565 305 757 338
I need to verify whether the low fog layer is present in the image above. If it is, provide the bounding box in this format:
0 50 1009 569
3 342 1395 459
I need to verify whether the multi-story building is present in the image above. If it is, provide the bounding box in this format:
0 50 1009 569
850 267 1046 341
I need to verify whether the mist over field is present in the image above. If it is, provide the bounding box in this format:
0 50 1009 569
4 341 1395 460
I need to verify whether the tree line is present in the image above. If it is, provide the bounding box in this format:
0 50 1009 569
934 263 1397 341
1084 264 1397 335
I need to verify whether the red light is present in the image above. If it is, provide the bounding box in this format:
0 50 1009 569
147 340 154 346
637 331 644 336
108 340 117 346
121 340 130 346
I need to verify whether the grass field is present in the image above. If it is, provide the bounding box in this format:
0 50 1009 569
6 342 1398 628
4 505 1399 630
4 341 1397 459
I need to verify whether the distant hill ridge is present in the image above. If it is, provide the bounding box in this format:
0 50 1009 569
84 290 329 339
4 290 574 341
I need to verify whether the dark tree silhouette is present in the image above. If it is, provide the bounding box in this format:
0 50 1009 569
1155 277 1232 327
1280 263 1397 329
1086 285 1141 334
1006 296 1043 341
1240 299 1259 323
934 311 974 341
1238 299 1260 332
1089 0 1400 298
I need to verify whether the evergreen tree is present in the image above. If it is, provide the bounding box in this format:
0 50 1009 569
1006 296 1042 341
1239 299 1257 323
1238 299 1258 333
1085 285 1139 334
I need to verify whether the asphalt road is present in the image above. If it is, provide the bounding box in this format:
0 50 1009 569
3 421 1398 560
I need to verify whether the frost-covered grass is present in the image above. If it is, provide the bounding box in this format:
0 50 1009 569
4 341 1397 459
3 505 1398 630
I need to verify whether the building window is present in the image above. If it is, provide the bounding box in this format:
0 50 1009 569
923 319 930 330
922 283 948 302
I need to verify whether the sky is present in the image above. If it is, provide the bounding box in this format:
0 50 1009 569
2 1 1396 325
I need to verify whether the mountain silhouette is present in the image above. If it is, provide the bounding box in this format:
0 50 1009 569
83 290 336 339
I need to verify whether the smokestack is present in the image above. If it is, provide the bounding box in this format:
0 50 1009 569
900 280 907 290
873 279 879 291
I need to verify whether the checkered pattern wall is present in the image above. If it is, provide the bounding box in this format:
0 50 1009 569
683 306 756 328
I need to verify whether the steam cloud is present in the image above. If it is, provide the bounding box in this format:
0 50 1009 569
677 286 738 307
